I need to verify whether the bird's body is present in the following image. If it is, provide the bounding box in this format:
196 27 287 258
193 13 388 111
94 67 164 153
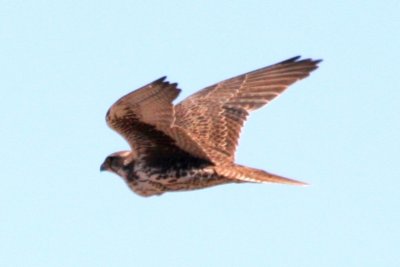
105 151 234 197
128 163 233 197
101 56 321 197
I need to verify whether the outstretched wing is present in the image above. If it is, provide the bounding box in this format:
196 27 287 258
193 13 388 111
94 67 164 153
175 56 321 163
106 77 211 164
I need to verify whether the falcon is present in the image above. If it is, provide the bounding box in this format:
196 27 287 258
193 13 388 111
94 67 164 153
100 56 321 197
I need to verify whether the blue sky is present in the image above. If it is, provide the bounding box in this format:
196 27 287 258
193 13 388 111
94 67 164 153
1 0 399 266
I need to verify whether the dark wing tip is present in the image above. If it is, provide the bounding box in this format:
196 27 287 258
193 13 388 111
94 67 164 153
280 55 302 64
153 76 167 83
159 76 167 81
277 56 322 75
153 76 177 86
301 58 323 67
279 56 322 65
152 76 181 94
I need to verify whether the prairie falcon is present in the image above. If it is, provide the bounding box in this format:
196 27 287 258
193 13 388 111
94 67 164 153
101 56 321 197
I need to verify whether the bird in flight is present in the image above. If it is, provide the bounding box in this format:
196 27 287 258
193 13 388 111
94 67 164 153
101 56 321 197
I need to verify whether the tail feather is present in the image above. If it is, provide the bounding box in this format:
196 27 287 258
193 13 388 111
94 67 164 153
215 164 307 186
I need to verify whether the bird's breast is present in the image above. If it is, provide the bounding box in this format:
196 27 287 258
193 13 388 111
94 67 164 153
125 163 231 196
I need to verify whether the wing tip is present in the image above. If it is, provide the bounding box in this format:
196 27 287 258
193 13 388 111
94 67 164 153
277 56 322 76
281 56 323 65
281 55 302 63
154 76 169 85
152 76 182 94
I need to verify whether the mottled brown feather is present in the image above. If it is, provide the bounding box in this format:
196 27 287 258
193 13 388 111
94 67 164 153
106 77 211 163
175 56 321 163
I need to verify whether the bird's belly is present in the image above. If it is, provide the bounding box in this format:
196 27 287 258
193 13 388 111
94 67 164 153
126 167 232 197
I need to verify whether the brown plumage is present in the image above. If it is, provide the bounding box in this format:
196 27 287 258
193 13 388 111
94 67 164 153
101 56 321 197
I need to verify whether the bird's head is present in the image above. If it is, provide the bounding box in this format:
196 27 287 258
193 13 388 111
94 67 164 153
100 151 135 178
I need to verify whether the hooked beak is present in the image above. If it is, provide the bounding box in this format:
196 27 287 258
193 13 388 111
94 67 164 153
100 162 108 172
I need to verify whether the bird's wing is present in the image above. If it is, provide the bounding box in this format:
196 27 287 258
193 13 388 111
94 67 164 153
106 77 212 164
175 56 321 163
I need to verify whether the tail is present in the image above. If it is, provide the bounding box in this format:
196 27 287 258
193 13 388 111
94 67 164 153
215 164 307 186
